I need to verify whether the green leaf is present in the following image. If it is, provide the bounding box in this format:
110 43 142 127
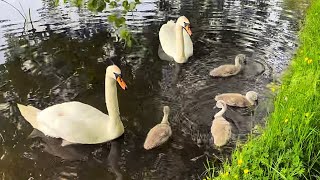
96 0 106 12
134 0 140 4
119 28 129 38
122 0 128 10
114 17 125 27
64 0 68 3
108 14 117 22
109 1 117 8
126 38 132 47
87 0 97 11
128 2 136 11
118 17 125 25
88 0 106 12
71 0 83 7
104 0 110 2
54 0 59 6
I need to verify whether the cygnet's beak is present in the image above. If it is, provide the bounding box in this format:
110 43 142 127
116 76 127 90
255 99 259 105
185 25 192 36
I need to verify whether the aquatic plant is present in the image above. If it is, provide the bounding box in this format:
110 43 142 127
205 0 320 179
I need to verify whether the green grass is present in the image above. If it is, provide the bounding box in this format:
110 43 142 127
205 0 320 179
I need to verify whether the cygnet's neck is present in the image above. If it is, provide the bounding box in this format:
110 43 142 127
105 75 121 122
214 105 227 118
161 112 170 124
234 57 241 67
174 24 186 63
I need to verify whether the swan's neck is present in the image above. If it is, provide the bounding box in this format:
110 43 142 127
214 105 227 118
105 76 121 123
160 113 169 124
234 58 241 67
174 24 186 63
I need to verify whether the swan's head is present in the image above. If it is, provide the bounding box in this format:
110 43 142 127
106 65 127 90
163 106 170 115
235 54 247 64
216 100 226 109
177 16 192 36
246 91 258 102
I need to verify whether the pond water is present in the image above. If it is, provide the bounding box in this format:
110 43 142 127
0 0 308 179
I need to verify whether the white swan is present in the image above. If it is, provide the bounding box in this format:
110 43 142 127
159 16 193 63
17 65 127 146
211 100 231 147
144 106 172 150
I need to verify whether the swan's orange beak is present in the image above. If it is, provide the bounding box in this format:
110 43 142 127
185 25 192 36
117 77 127 90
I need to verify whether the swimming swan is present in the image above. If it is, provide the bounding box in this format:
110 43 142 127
211 100 231 147
159 16 193 63
209 54 246 77
144 106 172 150
214 91 258 107
17 65 127 146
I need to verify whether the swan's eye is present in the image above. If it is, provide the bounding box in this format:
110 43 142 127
114 72 121 78
184 22 190 27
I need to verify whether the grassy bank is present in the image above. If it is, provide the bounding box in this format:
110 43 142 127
206 0 320 179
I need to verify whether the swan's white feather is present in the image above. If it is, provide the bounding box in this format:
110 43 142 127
37 101 111 144
159 20 193 61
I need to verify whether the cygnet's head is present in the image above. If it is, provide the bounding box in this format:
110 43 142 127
106 65 127 90
246 91 258 101
163 106 170 115
235 54 247 64
176 16 192 36
216 100 226 109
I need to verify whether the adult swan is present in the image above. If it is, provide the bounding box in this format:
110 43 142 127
17 65 127 146
159 16 193 63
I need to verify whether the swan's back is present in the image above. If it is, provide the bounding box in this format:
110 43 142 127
211 117 231 147
159 20 193 61
144 123 172 150
37 101 110 144
210 64 240 77
215 93 250 107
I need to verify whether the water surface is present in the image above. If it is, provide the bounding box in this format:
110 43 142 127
0 0 308 179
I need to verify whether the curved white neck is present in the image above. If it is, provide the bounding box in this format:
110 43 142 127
105 75 121 123
214 105 227 118
174 24 186 63
234 58 241 67
161 112 169 124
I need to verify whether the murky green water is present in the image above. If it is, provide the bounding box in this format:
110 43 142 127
0 0 308 179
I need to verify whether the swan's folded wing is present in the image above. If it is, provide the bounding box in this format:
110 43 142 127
215 93 244 106
37 101 110 144
159 21 176 58
210 65 238 77
144 124 172 150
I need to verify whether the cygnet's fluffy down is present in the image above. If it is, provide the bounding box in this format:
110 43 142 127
215 91 258 107
210 54 246 77
144 106 172 150
211 100 232 147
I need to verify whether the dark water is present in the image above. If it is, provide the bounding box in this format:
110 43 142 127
0 0 308 179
